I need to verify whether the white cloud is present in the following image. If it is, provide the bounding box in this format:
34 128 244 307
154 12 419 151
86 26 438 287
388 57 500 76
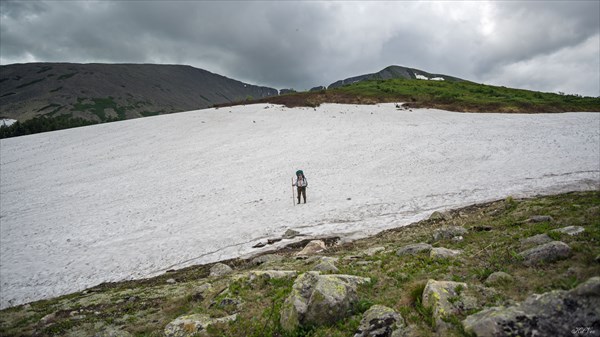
482 34 600 97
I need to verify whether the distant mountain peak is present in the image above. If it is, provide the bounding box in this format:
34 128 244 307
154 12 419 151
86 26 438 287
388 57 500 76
328 65 464 89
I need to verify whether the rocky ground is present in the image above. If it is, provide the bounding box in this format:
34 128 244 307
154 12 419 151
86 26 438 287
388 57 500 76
0 191 599 337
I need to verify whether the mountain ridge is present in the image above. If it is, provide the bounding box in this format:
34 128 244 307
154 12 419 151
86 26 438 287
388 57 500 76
0 62 278 122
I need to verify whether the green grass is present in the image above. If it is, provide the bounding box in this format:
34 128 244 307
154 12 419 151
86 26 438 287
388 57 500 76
244 78 600 113
337 78 600 112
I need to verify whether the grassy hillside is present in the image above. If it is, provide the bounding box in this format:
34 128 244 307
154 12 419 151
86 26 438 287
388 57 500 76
245 78 600 113
0 191 598 337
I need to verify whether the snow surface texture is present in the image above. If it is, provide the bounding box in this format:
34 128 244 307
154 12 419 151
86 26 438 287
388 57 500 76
1 103 599 308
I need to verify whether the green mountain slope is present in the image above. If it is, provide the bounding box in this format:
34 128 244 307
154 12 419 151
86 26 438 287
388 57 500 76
328 65 465 89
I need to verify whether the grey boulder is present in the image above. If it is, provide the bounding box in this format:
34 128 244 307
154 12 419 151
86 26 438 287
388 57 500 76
396 243 432 256
354 304 405 337
519 241 571 266
463 276 600 337
280 272 370 331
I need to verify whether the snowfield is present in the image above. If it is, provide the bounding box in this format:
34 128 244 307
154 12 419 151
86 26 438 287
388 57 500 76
1 103 599 308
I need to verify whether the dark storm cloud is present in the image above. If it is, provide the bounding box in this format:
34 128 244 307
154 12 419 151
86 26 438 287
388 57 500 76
1 1 598 96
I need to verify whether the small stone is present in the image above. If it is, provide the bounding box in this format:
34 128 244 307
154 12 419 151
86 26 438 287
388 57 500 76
283 229 300 239
527 215 554 223
519 241 571 266
552 226 585 236
430 247 462 259
40 312 56 325
251 254 284 265
396 243 432 256
252 242 267 248
520 233 553 248
432 226 467 242
295 240 326 256
429 210 452 221
484 272 514 286
452 236 464 242
209 263 233 277
166 278 176 284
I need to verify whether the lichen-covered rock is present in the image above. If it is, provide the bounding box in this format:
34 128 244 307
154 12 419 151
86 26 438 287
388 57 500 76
519 233 553 248
280 272 370 332
430 247 462 259
484 272 514 286
248 270 297 282
422 280 475 331
296 240 326 256
164 313 237 337
354 304 405 337
432 226 467 242
552 226 585 236
463 277 600 337
313 260 339 273
209 263 233 277
519 241 571 266
396 243 432 256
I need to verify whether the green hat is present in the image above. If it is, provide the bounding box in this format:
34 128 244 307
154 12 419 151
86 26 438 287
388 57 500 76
296 170 303 175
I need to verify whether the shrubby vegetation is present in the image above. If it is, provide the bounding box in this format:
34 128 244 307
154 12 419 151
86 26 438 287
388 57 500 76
339 79 600 112
244 78 600 112
0 115 118 139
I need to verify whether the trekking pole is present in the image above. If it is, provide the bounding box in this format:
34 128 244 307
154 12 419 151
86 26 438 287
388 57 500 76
292 177 295 206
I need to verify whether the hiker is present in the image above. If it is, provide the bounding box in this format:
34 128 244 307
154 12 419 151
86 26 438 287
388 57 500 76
293 170 308 204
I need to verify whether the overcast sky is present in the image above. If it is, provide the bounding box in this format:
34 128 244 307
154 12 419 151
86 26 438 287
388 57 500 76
1 1 598 97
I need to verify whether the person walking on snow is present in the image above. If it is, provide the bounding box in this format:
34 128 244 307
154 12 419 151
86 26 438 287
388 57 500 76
293 170 308 204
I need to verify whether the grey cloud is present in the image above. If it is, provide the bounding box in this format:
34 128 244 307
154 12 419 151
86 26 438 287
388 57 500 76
0 1 598 96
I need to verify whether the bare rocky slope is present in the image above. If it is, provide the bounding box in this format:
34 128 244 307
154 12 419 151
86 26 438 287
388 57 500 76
0 63 278 122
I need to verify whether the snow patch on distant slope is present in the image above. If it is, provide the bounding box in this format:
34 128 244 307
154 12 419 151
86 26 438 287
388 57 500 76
1 119 17 127
414 73 445 81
